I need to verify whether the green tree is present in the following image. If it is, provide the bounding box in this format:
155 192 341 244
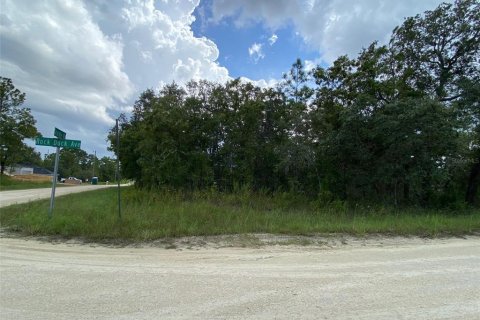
281 58 314 104
110 0 478 207
44 149 90 181
308 0 479 206
389 0 480 205
455 79 480 204
97 156 116 182
0 77 38 174
17 145 42 166
389 0 480 100
278 59 317 193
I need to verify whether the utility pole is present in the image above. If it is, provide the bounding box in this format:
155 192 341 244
92 150 96 177
116 119 122 220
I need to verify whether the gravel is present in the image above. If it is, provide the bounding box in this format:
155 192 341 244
1 235 479 319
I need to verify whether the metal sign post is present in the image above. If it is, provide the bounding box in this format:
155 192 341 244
35 128 82 218
49 146 60 218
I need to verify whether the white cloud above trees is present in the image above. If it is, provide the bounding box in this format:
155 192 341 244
211 0 451 63
248 43 265 63
268 34 278 45
0 0 229 155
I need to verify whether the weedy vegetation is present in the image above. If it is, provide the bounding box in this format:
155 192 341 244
1 187 478 242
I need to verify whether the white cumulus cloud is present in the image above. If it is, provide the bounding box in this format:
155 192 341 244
248 42 265 63
1 0 230 156
211 0 452 64
239 76 278 88
268 34 278 45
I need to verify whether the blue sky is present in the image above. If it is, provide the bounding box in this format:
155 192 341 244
0 0 449 157
191 2 319 80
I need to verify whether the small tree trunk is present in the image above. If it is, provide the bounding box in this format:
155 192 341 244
403 182 410 203
465 157 480 205
0 160 5 175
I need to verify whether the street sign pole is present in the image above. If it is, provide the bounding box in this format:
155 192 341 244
49 146 60 218
36 128 81 218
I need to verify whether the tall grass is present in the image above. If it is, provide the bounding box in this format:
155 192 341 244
0 187 478 241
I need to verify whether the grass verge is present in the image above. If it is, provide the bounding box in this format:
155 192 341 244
0 187 478 241
0 174 57 191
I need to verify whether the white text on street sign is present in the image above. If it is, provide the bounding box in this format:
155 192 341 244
35 137 81 149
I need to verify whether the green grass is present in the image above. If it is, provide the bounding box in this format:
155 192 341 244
0 174 58 191
0 187 478 241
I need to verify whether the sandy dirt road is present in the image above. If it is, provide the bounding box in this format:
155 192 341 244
0 236 479 319
0 184 117 207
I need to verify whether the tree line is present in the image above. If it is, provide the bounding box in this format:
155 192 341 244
111 1 479 207
43 150 116 182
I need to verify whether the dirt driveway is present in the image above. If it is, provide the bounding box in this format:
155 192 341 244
0 235 479 319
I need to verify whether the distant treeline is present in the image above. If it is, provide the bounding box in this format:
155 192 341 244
111 0 479 207
43 150 116 182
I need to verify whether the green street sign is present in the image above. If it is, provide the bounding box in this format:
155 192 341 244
54 127 66 140
37 129 82 218
35 137 81 149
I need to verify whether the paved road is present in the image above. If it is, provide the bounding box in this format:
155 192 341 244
0 236 479 319
0 184 117 207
